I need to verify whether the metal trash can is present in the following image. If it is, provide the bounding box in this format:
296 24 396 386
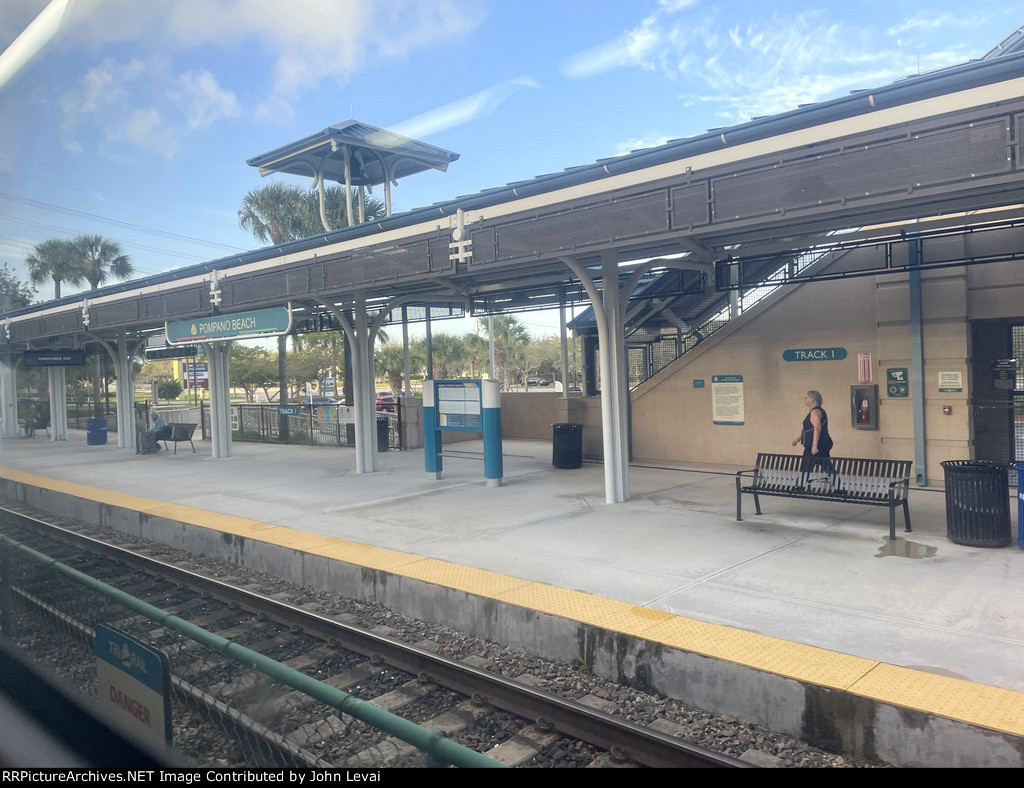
941 460 1010 547
1016 462 1024 550
86 417 108 446
552 423 583 469
376 415 390 453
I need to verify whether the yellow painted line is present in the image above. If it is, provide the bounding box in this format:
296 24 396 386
4 466 1024 737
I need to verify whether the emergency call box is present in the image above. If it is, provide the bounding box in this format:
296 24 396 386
851 384 878 430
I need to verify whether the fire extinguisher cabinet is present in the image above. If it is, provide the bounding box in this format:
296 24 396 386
850 384 878 430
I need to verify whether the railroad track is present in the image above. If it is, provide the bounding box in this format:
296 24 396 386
0 505 749 769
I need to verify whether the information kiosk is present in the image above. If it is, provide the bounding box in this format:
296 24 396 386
423 379 502 486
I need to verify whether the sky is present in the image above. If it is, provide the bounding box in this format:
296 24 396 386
0 0 1020 338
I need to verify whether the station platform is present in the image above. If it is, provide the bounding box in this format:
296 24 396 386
2 432 1023 767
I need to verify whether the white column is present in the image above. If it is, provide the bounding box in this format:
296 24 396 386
0 354 17 437
113 336 137 450
203 342 233 458
47 366 68 441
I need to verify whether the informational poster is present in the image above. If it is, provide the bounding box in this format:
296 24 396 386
712 375 744 425
938 371 963 393
437 381 482 431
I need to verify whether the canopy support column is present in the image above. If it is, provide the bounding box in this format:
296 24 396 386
0 350 17 437
562 252 630 503
46 366 68 441
202 341 233 459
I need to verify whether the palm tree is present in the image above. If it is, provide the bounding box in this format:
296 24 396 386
426 333 467 379
299 185 386 235
238 181 304 245
62 234 134 417
484 314 530 390
70 234 134 289
25 238 83 300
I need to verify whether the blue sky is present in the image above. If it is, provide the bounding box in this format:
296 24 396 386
0 0 1020 335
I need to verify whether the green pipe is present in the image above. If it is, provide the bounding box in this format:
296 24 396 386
1 535 505 769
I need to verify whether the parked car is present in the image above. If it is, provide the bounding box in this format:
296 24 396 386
375 393 396 412
301 396 340 406
527 377 551 387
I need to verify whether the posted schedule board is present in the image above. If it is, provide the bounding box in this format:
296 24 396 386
712 375 744 425
437 380 482 431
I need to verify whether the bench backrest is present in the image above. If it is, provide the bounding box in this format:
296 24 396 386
168 423 196 440
752 453 912 501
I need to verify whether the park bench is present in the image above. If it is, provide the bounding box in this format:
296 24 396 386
162 423 197 455
735 453 912 540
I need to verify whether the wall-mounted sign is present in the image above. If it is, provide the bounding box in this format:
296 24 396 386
992 359 1017 390
712 375 744 425
782 347 848 362
938 371 963 393
693 379 705 388
886 368 909 398
166 306 291 344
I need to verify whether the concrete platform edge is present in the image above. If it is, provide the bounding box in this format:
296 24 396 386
3 475 1023 768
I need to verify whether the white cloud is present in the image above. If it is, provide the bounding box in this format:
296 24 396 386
60 58 144 131
560 4 986 124
389 78 539 141
171 70 240 130
110 108 176 156
62 0 484 121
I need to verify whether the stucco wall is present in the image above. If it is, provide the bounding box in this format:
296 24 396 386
621 258 1020 482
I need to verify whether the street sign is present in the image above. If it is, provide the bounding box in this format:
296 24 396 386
166 306 291 344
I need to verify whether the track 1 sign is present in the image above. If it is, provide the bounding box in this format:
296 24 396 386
166 307 291 344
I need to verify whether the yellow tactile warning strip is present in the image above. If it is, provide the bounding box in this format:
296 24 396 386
4 466 1024 738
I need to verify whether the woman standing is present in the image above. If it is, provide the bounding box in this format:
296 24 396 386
791 390 835 487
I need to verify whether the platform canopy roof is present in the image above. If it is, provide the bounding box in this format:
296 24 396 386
245 120 460 187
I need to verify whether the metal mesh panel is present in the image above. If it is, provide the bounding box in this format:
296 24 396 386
92 300 141 327
670 182 711 228
495 192 670 263
713 119 1010 221
226 272 286 307
1016 114 1024 166
348 241 432 284
142 288 207 321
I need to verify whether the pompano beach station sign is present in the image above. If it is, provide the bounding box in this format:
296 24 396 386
166 306 292 344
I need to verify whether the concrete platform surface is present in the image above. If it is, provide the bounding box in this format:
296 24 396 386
2 431 1022 698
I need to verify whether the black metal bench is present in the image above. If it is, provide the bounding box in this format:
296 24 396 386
735 453 912 540
162 423 197 455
